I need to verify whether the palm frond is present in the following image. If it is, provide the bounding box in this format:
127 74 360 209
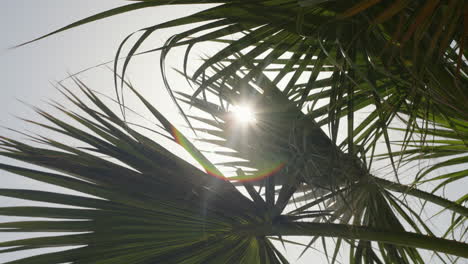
22 1 468 141
169 66 468 263
383 111 468 193
0 80 289 264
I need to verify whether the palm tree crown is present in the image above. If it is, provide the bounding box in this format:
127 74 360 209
1 1 467 263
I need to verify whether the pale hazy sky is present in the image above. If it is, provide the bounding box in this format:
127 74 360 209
0 1 466 264
1 1 215 185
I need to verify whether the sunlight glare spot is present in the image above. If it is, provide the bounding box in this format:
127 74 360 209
231 105 256 123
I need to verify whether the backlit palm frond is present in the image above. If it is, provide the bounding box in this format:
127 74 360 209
0 79 288 264
160 0 467 152
293 181 426 264
171 67 468 263
176 64 362 189
383 110 468 206
23 1 467 156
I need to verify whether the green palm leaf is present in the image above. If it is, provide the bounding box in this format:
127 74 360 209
0 80 290 264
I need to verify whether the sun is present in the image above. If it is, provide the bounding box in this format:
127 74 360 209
230 105 256 124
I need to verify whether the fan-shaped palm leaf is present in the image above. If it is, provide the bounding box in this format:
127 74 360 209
0 79 290 263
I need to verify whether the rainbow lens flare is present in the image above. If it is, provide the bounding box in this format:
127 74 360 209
171 126 284 183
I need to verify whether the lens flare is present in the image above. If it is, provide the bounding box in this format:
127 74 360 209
171 125 285 183
231 105 256 123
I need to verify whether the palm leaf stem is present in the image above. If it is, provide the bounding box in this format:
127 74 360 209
372 176 468 217
255 222 468 258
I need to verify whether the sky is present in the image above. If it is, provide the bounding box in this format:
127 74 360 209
0 1 466 264
0 1 220 187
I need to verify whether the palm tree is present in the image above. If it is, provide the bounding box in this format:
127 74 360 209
2 0 467 263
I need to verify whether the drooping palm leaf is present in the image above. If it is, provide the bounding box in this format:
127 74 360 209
387 112 468 187
378 110 468 237
22 1 467 146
